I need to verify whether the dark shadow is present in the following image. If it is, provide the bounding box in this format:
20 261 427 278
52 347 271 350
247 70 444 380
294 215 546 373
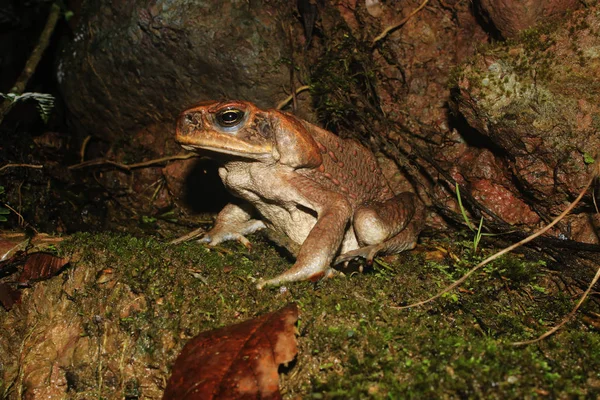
447 104 510 159
470 0 504 42
278 355 298 374
182 159 232 213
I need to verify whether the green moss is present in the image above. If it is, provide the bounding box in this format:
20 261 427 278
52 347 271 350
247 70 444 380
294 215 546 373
308 25 382 137
2 233 598 398
447 65 465 89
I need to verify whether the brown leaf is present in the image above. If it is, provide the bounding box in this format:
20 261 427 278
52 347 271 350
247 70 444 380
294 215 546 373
163 303 299 400
0 282 21 310
18 252 70 283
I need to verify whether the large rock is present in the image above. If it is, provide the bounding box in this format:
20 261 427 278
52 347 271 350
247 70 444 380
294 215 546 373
55 0 599 243
478 0 581 38
452 6 600 242
57 0 292 141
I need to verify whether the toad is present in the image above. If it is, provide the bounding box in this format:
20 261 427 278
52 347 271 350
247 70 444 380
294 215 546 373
175 100 425 288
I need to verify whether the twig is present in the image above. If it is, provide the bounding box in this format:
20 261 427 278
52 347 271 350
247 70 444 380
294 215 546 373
394 172 596 311
512 264 600 346
372 0 430 46
593 184 599 214
68 153 198 171
511 163 600 345
80 135 92 163
0 3 61 124
0 164 44 173
287 25 298 112
170 227 206 244
2 203 39 234
276 85 311 110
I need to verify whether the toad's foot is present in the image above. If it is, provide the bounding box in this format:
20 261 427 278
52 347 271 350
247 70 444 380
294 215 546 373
256 267 340 290
199 219 266 250
199 232 252 250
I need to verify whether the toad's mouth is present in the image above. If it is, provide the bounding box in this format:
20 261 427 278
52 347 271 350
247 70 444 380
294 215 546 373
176 130 273 159
180 144 272 160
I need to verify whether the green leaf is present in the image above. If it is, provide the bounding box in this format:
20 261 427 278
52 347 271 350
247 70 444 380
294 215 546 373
0 92 54 123
455 183 474 231
583 153 595 165
473 216 484 253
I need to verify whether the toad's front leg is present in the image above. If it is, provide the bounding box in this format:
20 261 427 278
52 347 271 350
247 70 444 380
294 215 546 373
199 203 266 249
256 195 352 289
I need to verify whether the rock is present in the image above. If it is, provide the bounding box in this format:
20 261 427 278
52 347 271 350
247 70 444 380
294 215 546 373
452 6 600 242
54 0 599 243
477 0 581 38
57 0 292 141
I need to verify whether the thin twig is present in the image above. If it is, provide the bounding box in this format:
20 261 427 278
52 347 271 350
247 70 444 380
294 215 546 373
80 135 92 163
170 227 206 244
593 184 599 214
512 264 600 346
0 164 44 173
276 85 311 110
512 164 600 345
68 153 198 171
2 203 39 234
372 0 430 46
0 3 61 124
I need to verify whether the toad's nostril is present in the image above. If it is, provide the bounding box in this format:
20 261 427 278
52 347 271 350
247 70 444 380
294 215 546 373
185 113 195 124
178 111 203 135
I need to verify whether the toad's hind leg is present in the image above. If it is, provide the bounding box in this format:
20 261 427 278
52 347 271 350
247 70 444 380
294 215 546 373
335 192 425 265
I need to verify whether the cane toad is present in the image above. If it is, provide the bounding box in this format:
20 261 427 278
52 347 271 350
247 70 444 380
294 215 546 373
176 100 425 288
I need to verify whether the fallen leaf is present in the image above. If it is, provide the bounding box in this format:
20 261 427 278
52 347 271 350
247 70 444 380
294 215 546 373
18 252 70 283
423 248 447 262
0 232 65 261
163 303 299 400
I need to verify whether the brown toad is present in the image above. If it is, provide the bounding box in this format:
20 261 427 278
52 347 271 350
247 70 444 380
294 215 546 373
176 100 424 288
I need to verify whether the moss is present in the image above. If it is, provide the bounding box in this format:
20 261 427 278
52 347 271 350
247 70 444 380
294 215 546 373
308 25 382 138
447 65 464 89
2 233 599 398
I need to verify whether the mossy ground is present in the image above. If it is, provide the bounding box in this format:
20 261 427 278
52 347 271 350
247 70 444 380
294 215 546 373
2 231 598 399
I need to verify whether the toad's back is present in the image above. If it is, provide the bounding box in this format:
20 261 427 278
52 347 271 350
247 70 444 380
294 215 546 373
295 120 393 205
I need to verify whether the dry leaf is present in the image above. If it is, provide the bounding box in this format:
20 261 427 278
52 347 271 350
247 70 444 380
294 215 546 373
0 252 69 310
163 303 299 400
18 252 69 283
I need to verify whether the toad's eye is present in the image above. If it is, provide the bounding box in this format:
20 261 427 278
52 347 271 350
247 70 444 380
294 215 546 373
216 109 245 127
